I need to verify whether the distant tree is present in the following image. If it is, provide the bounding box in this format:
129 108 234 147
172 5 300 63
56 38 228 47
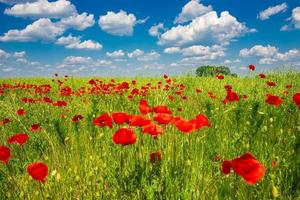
196 65 237 77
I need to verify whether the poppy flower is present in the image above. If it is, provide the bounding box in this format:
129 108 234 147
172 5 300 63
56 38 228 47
53 100 68 106
223 90 239 104
222 160 232 174
30 124 41 132
93 113 113 128
0 118 11 126
0 146 11 164
153 113 173 125
293 93 300 109
153 106 172 114
286 84 292 89
192 114 210 129
266 94 282 106
150 151 161 163
72 115 83 122
112 112 129 125
222 153 266 185
248 64 255 71
27 162 48 184
139 99 152 114
17 109 26 116
216 75 224 79
8 133 28 145
142 123 163 137
266 81 276 87
259 74 266 79
173 118 195 134
129 115 151 127
112 128 137 145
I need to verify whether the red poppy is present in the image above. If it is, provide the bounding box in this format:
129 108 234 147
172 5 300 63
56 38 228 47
222 160 232 174
231 153 266 185
150 151 161 163
293 93 300 109
112 112 129 125
142 123 163 137
266 81 276 87
139 99 152 114
8 133 28 145
112 128 137 145
173 118 195 134
0 146 11 164
17 109 26 116
266 94 282 106
53 100 68 106
27 162 48 184
93 113 113 128
259 73 266 79
30 124 41 132
286 84 292 89
216 75 224 80
153 105 172 114
153 113 173 125
129 115 151 127
192 114 210 129
223 90 239 104
0 118 11 126
196 88 202 93
72 115 83 122
248 64 255 71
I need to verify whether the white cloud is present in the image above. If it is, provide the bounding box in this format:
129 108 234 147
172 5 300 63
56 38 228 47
59 56 113 69
181 45 225 59
127 49 144 58
149 23 166 37
292 7 300 29
137 50 160 61
258 3 287 20
0 49 10 58
58 12 95 30
158 11 254 47
99 10 140 36
174 0 212 24
164 47 181 54
106 50 125 58
239 45 300 64
224 59 240 64
56 35 102 50
63 56 92 65
0 18 64 42
4 0 76 19
13 51 26 58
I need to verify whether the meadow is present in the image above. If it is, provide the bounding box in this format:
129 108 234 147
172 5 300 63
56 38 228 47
0 72 299 199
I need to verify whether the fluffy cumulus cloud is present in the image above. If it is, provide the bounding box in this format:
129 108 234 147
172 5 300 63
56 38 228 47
137 50 160 61
174 0 212 24
4 0 77 19
0 18 65 42
239 45 300 64
58 12 95 30
149 23 166 37
106 50 125 58
258 3 287 20
281 7 300 30
56 35 102 50
99 10 145 36
181 45 225 59
0 49 10 58
158 11 254 47
127 49 144 58
164 47 181 54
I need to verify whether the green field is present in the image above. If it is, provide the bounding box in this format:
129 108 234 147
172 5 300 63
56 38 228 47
0 73 299 199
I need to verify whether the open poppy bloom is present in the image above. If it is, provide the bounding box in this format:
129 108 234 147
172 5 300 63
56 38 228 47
129 115 151 127
142 123 163 137
0 146 11 164
17 109 26 116
93 113 113 128
216 75 224 79
30 124 41 132
27 162 48 184
8 133 29 145
293 93 300 109
266 94 282 106
112 112 129 125
72 115 83 122
139 99 152 114
150 151 161 163
248 64 255 71
259 73 266 79
112 128 137 145
153 105 172 114
222 153 266 185
153 113 173 124
222 90 239 104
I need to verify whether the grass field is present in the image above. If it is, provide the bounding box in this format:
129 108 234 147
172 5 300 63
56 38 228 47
0 72 299 199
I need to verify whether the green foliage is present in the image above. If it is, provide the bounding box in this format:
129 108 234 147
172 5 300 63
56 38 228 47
196 65 237 77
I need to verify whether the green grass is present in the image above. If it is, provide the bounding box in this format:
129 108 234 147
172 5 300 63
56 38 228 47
0 73 299 199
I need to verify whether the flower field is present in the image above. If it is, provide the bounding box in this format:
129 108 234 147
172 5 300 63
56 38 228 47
0 72 299 199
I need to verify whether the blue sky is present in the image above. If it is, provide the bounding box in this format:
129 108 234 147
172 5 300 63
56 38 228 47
0 0 299 77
